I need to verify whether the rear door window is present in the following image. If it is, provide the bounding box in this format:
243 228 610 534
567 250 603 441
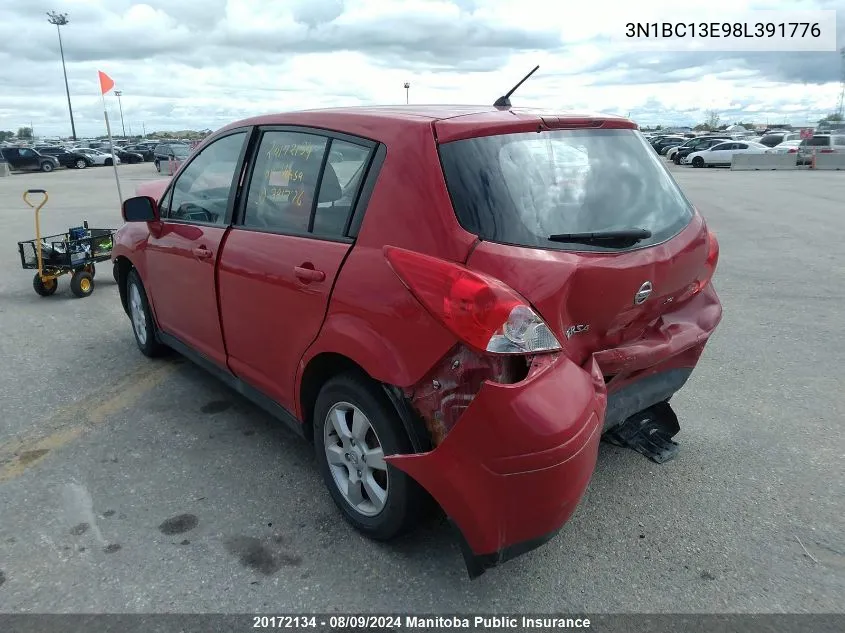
439 129 694 252
242 131 329 234
241 131 372 238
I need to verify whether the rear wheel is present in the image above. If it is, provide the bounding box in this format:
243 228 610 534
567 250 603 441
692 156 704 168
673 154 681 165
126 268 167 357
70 271 94 298
40 161 54 173
33 274 58 297
314 373 424 541
75 159 87 169
104 158 113 167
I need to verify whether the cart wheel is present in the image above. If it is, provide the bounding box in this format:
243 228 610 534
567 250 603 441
33 274 58 297
84 264 96 278
70 271 95 298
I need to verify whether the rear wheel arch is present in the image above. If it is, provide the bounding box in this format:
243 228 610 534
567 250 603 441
299 353 369 443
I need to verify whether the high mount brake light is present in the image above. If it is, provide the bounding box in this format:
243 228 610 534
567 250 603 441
384 247 561 355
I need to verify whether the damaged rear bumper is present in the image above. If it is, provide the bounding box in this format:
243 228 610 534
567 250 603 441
387 355 607 578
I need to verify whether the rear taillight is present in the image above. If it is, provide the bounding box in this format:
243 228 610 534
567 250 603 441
788 148 798 153
820 148 835 153
678 228 719 302
384 247 561 355
695 229 719 294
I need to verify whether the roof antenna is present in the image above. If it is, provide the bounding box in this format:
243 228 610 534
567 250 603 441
494 65 540 109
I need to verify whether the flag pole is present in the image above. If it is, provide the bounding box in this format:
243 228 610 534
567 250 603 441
101 92 123 205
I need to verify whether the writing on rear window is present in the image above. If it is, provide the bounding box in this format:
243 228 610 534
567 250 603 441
267 143 315 161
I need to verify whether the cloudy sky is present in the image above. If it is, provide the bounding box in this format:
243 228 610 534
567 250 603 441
0 0 843 138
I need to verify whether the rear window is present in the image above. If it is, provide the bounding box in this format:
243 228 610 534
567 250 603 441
804 136 831 147
439 129 694 252
759 135 784 147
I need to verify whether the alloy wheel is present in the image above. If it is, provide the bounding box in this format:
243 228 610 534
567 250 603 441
323 401 389 517
129 283 148 345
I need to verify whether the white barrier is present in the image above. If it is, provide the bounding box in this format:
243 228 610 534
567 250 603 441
812 153 845 170
0 161 9 177
730 153 797 170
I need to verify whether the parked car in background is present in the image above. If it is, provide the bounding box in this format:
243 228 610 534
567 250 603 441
684 141 769 167
37 146 93 169
799 134 845 156
114 148 145 164
672 137 731 164
112 105 722 577
767 139 808 164
153 142 190 172
0 147 60 172
652 136 686 155
758 132 801 148
124 145 155 162
71 147 121 166
666 136 729 161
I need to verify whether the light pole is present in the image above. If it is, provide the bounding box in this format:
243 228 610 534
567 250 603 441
114 90 126 137
47 11 76 141
404 81 410 104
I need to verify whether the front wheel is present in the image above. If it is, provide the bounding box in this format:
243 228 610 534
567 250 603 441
40 161 54 173
126 269 167 357
673 154 681 165
692 157 704 168
104 158 113 167
75 159 87 169
314 373 425 541
33 274 58 296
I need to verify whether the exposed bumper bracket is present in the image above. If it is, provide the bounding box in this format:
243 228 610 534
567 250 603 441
603 401 680 464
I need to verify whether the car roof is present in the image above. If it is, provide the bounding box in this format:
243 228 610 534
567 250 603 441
215 105 636 145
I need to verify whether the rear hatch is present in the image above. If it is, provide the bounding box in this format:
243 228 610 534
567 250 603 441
437 124 714 368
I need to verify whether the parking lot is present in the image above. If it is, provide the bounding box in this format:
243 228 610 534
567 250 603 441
0 162 843 613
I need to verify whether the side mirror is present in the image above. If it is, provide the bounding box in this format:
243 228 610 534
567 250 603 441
122 195 159 222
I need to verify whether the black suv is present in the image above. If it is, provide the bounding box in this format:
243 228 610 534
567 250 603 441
123 144 155 162
153 143 190 172
0 147 60 172
37 146 93 169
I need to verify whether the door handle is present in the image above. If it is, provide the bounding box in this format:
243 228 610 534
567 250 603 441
294 265 326 283
192 246 213 259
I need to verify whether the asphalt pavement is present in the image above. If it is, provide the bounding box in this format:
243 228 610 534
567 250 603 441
0 162 842 613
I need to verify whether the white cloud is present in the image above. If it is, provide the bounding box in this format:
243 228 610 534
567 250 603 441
0 0 842 138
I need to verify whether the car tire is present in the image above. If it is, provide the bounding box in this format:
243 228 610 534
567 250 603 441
75 159 87 169
33 274 58 297
154 160 161 173
104 158 113 166
126 268 168 357
314 372 425 541
70 270 94 298
692 157 704 168
40 161 54 173
673 154 681 165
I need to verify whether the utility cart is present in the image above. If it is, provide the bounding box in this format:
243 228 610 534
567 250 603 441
17 189 118 298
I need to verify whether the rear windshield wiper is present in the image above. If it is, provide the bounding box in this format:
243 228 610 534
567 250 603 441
548 228 652 246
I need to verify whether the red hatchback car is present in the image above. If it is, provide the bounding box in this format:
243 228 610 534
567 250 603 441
112 105 722 577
